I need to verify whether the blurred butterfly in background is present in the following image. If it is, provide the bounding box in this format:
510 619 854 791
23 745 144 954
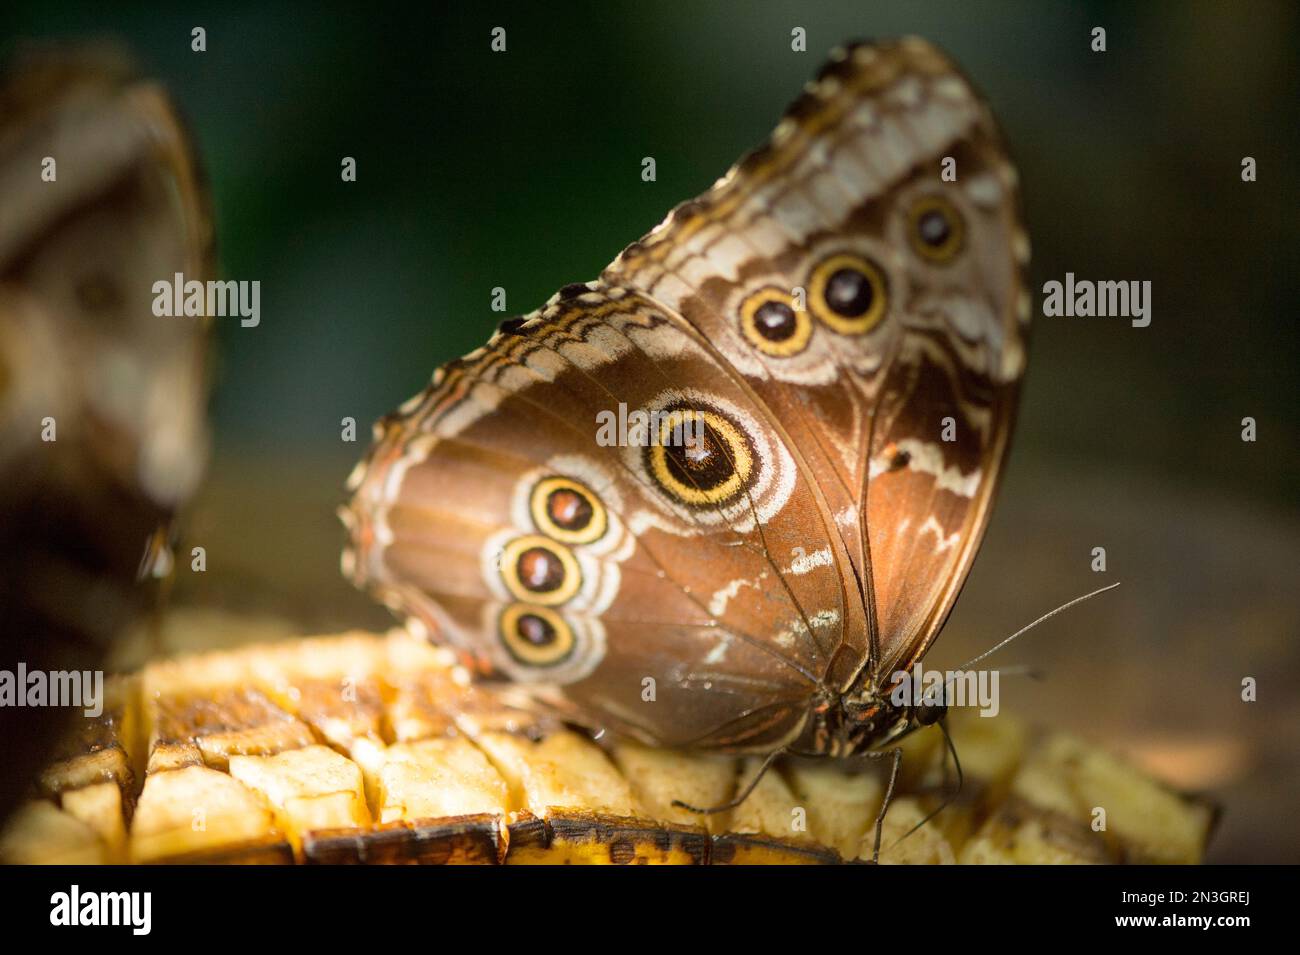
342 37 1031 856
0 45 213 819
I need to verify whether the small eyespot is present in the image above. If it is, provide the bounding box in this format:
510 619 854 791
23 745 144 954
881 441 911 471
530 476 606 545
808 253 889 334
908 195 965 263
739 287 812 356
499 535 581 606
646 406 754 508
499 604 575 667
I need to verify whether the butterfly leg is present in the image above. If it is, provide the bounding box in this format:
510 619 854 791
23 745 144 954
865 721 965 862
863 747 904 864
671 748 783 815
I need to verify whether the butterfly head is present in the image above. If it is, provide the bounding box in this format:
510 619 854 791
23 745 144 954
833 676 948 754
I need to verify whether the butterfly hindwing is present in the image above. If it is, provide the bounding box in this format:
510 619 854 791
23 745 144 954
344 285 856 751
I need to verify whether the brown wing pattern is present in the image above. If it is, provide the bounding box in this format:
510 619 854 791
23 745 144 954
604 37 1030 683
344 37 1029 752
342 285 854 752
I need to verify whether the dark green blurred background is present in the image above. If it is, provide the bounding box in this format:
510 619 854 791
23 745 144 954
3 1 1297 861
4 0 1295 493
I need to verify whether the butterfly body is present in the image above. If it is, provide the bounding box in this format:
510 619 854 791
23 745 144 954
342 38 1030 763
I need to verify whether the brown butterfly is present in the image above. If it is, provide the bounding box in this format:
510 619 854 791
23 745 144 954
0 46 213 820
341 37 1030 845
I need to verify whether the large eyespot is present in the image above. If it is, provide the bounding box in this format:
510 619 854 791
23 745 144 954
808 253 889 334
498 604 575 667
530 476 606 545
738 287 812 356
908 195 965 263
499 535 581 606
645 405 754 508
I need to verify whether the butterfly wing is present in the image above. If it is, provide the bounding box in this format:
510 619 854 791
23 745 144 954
603 38 1030 681
343 284 860 752
345 37 1029 754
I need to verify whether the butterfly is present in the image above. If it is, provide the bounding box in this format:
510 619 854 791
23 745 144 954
341 37 1030 830
0 46 212 820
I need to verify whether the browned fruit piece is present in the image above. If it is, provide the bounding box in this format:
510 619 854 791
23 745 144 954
1 628 1217 864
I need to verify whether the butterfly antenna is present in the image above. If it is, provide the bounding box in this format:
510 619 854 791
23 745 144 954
882 587 1120 856
988 663 1046 681
954 581 1120 674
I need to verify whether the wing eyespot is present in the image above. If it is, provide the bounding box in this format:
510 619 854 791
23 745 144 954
530 476 607 545
739 287 813 356
908 194 965 263
499 534 581 605
808 253 889 334
645 406 755 508
498 603 575 667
